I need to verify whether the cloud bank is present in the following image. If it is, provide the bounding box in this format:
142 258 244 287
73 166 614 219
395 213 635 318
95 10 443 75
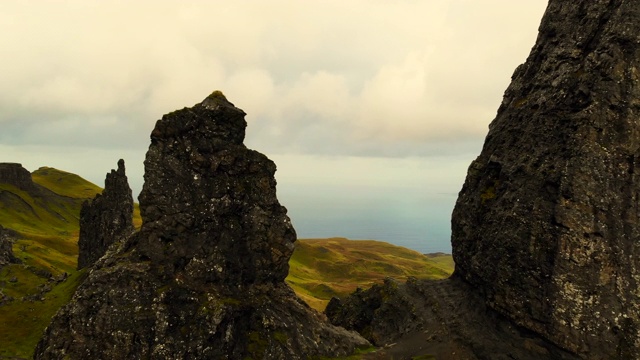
0 0 546 158
0 1 548 251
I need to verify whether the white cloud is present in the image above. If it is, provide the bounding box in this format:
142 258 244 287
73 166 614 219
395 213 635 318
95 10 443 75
0 0 548 175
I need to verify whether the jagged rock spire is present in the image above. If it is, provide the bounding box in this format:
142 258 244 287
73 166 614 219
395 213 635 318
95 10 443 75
35 92 368 359
77 159 134 269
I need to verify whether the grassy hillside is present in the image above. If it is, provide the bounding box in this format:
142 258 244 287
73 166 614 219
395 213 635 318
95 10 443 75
0 168 102 358
0 167 101 237
31 167 102 199
287 238 453 310
0 166 454 358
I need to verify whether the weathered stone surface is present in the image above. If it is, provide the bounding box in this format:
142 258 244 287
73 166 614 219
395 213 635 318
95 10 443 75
35 91 368 359
77 159 134 269
0 224 20 269
452 1 640 358
134 92 293 285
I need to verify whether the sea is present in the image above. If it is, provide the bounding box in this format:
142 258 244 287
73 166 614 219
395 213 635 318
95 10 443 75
278 185 456 255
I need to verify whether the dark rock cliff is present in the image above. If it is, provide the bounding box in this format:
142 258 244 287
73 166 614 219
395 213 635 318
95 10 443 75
451 1 640 359
34 91 368 359
0 163 38 193
77 159 134 269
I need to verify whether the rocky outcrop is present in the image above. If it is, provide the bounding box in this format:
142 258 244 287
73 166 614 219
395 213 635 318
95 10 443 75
326 277 580 360
0 224 20 269
77 159 134 269
325 278 421 346
35 91 368 359
0 163 38 193
451 1 640 359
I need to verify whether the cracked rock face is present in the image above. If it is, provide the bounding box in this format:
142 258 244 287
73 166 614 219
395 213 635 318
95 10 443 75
77 159 134 269
452 1 640 358
35 91 368 359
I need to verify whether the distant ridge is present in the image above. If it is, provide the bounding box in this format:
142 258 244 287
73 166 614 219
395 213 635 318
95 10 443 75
0 164 100 236
0 163 102 358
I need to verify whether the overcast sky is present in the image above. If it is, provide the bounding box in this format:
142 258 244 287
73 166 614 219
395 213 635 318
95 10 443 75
0 1 548 251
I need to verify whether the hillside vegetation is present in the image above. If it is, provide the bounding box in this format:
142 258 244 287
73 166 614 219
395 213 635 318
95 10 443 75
0 167 101 358
287 238 453 310
0 166 453 358
31 167 103 199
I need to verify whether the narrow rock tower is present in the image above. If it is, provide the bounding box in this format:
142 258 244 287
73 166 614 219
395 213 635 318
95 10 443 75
452 1 640 358
35 91 368 359
77 159 134 269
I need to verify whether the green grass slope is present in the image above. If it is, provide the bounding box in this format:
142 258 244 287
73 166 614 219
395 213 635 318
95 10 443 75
0 167 101 238
0 167 102 358
31 167 102 199
287 238 453 310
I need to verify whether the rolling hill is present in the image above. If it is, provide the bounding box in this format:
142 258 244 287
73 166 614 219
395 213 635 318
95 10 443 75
0 167 100 357
287 238 453 310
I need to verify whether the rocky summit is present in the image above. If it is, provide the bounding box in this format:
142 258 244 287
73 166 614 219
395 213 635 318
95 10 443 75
77 159 134 269
452 1 640 359
34 91 368 359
